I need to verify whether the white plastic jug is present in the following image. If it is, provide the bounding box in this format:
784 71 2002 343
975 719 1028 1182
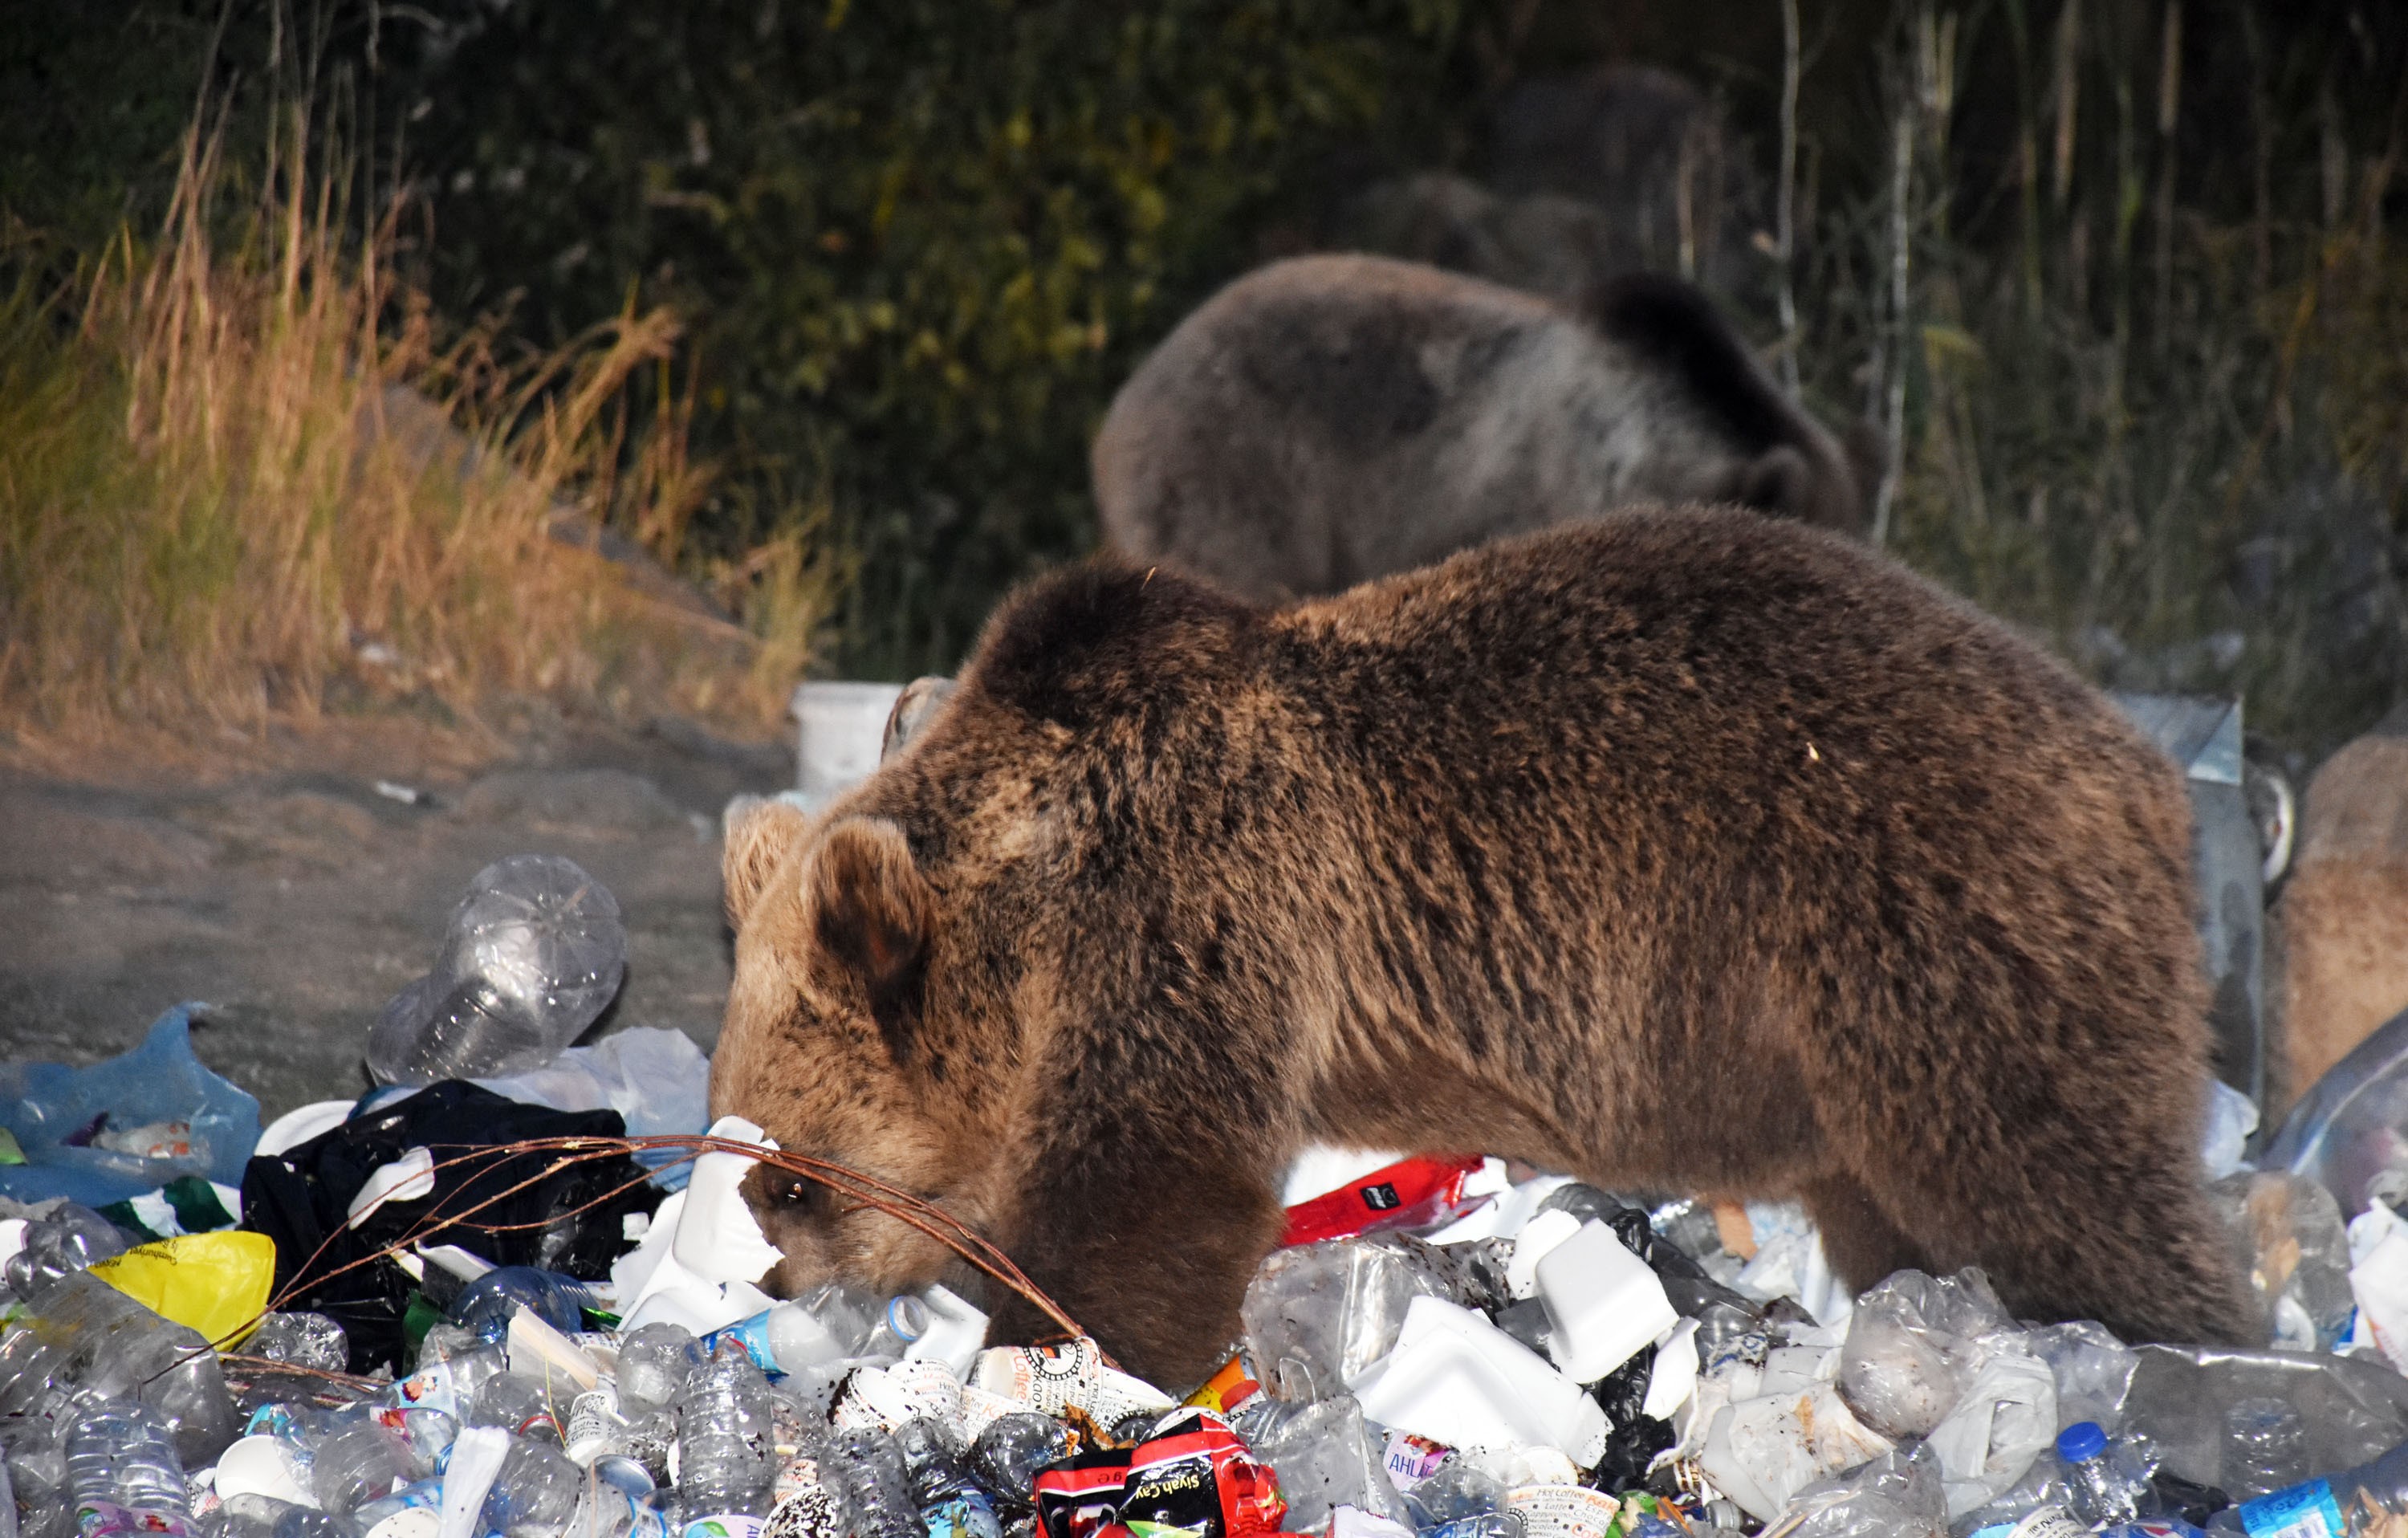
673 1115 786 1284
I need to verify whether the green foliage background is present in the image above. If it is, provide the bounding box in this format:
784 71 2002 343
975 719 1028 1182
6 0 2405 756
393 0 1462 677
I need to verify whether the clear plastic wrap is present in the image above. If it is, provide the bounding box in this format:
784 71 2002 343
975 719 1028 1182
1240 1239 1454 1402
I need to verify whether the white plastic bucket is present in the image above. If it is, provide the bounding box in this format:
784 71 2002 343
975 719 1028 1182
791 682 904 807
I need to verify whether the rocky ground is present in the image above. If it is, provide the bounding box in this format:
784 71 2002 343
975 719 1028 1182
0 703 793 1120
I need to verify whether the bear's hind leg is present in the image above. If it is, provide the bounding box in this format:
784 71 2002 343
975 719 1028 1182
1800 1170 1932 1293
1845 1121 2256 1345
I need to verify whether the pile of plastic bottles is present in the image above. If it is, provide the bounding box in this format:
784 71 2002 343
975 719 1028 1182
24 856 2408 1538
0 1139 2402 1538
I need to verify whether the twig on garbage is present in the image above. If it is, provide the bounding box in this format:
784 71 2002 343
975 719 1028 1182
218 1352 387 1402
234 1137 674 1340
624 1132 1094 1347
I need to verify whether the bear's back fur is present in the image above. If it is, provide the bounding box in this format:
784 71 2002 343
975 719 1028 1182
718 508 2251 1385
1092 254 1869 603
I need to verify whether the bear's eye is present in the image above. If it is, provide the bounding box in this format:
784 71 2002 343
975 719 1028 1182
772 1175 819 1210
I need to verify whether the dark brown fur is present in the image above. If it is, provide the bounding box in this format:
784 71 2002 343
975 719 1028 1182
1093 254 1873 604
712 509 2253 1388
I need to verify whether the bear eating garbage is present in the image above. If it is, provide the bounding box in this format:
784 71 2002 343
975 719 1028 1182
710 507 2253 1389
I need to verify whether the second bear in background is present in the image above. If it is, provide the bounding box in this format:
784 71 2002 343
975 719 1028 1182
1095 253 1874 602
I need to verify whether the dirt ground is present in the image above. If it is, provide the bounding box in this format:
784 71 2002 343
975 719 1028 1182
0 702 793 1121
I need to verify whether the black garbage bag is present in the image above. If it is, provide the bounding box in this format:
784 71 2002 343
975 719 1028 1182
1585 1350 1678 1494
240 1080 653 1372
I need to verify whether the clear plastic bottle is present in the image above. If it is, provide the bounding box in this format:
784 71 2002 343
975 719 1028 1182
966 1415 1073 1507
675 1346 777 1517
1405 1463 1510 1527
246 1315 349 1375
616 1324 706 1414
304 1418 420 1513
2057 1422 2148 1528
4 1204 128 1300
828 1428 921 1538
67 1401 189 1517
392 1342 505 1422
349 1478 441 1536
470 1373 566 1445
704 1303 857 1378
1422 1517 1527 1538
893 1418 974 1505
366 854 627 1085
9 1273 237 1465
794 1284 878 1359
480 1434 584 1536
447 1267 595 1344
861 1296 930 1362
905 1425 1002 1538
2238 1440 2408 1538
2225 1398 2312 1502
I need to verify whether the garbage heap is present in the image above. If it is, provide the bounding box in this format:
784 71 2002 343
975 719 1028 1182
13 856 2408 1538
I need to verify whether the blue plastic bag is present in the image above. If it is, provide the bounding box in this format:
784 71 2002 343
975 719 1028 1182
0 1004 262 1206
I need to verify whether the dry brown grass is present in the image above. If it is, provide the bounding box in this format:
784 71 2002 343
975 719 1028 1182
0 110 838 764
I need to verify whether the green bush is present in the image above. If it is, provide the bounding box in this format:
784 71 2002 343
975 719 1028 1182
402 0 1462 677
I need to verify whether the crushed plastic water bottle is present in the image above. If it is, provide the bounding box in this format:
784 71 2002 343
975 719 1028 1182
243 1313 348 1374
2056 1422 2152 1527
448 1266 596 1344
616 1323 706 1413
824 1427 919 1538
364 855 627 1085
966 1413 1073 1506
676 1345 779 1517
2225 1397 2312 1501
0 1269 236 1466
66 1401 189 1518
3 1202 128 1298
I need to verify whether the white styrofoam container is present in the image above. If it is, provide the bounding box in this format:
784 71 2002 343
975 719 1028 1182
1534 1219 1680 1384
1346 1294 1610 1466
791 682 904 807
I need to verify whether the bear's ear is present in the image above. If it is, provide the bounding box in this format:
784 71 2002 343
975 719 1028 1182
1737 444 1812 519
723 795 814 930
804 816 934 1064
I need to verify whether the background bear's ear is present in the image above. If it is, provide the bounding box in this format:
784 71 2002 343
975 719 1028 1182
722 795 813 930
804 816 934 1064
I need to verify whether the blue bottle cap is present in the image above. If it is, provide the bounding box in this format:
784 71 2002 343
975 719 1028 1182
2058 1421 2109 1462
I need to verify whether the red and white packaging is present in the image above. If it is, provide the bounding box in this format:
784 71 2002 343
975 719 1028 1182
1280 1155 1491 1247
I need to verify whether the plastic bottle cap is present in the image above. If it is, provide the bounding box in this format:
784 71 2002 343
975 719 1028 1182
2056 1422 2109 1463
887 1294 928 1342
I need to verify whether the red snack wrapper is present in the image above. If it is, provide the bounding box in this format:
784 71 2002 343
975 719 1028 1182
1038 1411 1285 1538
1119 1410 1286 1538
1279 1154 1488 1247
1035 1451 1134 1538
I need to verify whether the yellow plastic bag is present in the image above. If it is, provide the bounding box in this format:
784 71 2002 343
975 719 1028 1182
90 1230 276 1345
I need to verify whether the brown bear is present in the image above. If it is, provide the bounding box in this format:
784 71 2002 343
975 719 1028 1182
1092 254 1873 604
710 508 2253 1389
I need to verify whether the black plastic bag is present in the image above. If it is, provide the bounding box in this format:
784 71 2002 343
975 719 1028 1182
1586 1350 1677 1493
240 1080 653 1372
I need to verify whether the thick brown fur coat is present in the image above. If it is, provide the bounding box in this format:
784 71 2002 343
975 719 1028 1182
1093 254 1873 603
712 509 2253 1388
